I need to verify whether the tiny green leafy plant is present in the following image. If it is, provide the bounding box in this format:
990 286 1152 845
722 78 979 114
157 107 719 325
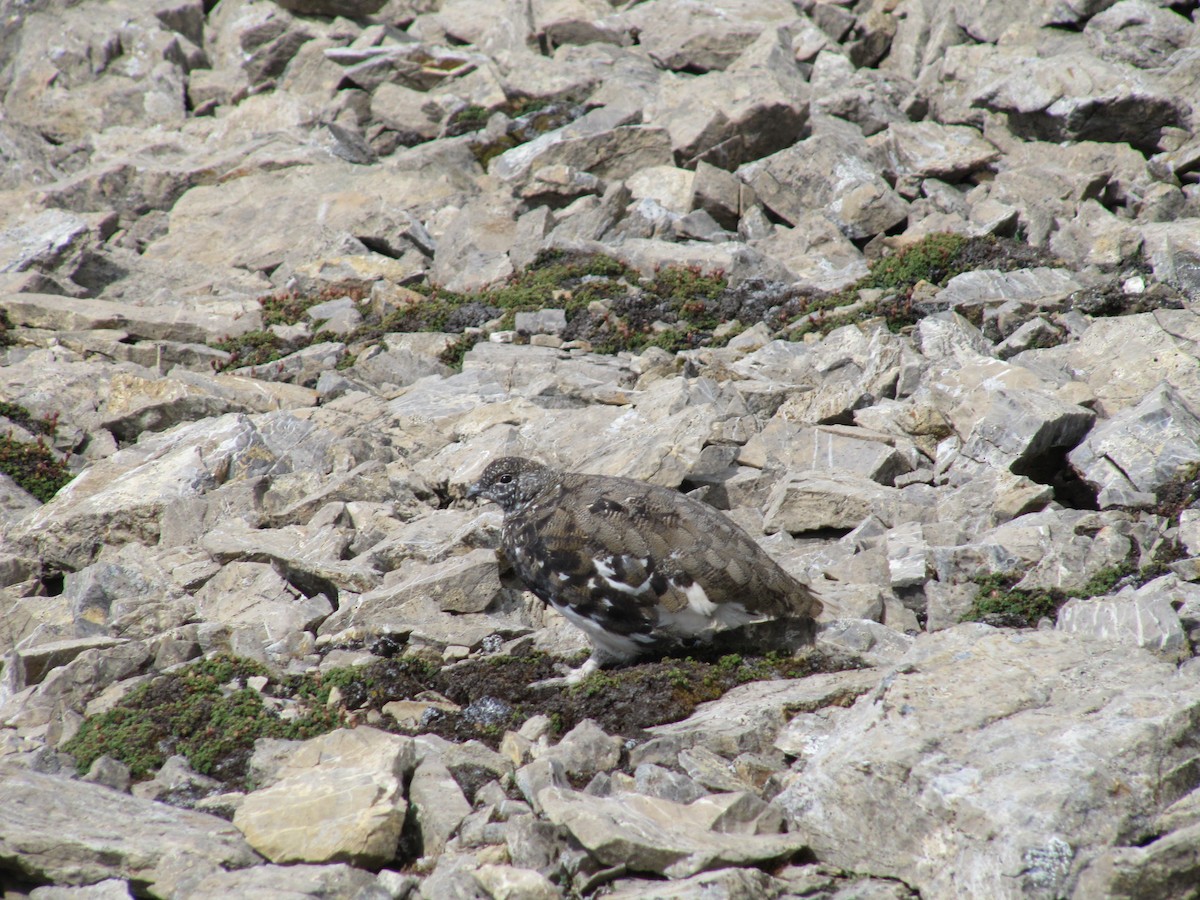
0 403 72 501
962 563 1139 627
62 655 344 783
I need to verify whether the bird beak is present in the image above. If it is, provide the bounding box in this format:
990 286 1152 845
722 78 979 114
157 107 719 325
466 482 483 500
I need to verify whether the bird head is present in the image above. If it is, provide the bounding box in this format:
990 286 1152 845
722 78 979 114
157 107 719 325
467 456 556 514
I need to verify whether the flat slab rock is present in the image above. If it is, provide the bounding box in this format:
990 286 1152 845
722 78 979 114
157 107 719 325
773 624 1200 899
0 762 259 888
537 785 808 879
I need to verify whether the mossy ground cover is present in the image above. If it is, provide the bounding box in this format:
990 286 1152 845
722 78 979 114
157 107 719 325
962 464 1200 627
63 645 859 789
62 655 345 783
0 402 72 501
208 231 1154 377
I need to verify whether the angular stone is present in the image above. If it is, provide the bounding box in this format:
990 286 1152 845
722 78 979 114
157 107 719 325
472 864 560 900
1085 0 1193 70
969 50 1185 153
752 213 869 291
625 165 696 215
773 626 1200 898
2 293 258 344
0 763 257 887
540 719 622 779
952 385 1095 476
184 863 389 900
7 414 275 572
537 786 808 878
816 618 916 666
648 65 809 170
232 727 415 866
1140 221 1200 299
490 106 673 188
409 755 472 858
933 268 1082 315
738 134 909 240
622 0 799 73
870 121 999 185
101 370 317 441
1069 383 1200 504
635 672 879 759
763 473 908 533
1057 591 1188 657
194 561 333 642
738 422 912 486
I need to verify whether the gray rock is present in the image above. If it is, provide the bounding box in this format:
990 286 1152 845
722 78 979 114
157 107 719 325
763 473 910 533
1057 589 1188 657
635 672 879 761
3 292 258 344
540 719 622 779
410 754 472 859
932 268 1083 315
621 0 799 73
131 754 223 806
634 763 709 805
187 863 394 900
82 755 132 794
0 762 258 888
648 63 809 170
774 625 1200 899
739 422 913 486
602 867 786 899
738 134 909 240
194 561 332 652
1069 383 1200 506
869 121 999 187
537 785 808 878
490 106 673 189
816 618 916 665
472 864 560 900
1085 0 1193 69
959 45 1184 153
514 308 568 337
29 880 135 900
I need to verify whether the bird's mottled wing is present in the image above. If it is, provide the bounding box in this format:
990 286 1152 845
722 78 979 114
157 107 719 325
567 473 823 620
501 482 663 640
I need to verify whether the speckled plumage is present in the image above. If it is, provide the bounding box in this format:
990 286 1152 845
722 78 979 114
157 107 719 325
469 457 822 680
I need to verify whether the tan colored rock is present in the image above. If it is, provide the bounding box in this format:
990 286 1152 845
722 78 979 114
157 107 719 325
537 786 808 878
763 473 909 533
233 727 415 866
622 0 799 72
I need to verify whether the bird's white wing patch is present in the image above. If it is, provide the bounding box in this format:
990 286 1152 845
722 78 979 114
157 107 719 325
682 581 716 616
594 555 653 596
656 577 763 638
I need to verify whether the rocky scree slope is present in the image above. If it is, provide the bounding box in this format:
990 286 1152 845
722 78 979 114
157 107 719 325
2 0 1200 898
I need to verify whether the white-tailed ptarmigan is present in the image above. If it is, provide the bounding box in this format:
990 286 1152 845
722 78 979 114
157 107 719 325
468 456 823 683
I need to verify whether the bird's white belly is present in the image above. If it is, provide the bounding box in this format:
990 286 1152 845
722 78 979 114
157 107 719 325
551 601 649 661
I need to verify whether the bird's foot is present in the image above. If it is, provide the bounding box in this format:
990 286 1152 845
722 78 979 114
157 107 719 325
528 654 602 689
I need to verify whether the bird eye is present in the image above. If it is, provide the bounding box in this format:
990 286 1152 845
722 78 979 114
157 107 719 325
498 474 514 484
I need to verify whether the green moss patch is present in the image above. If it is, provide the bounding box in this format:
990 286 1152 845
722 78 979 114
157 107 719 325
63 646 859 787
962 564 1141 628
205 234 1068 377
300 644 857 749
0 404 72 501
0 401 56 436
62 655 343 784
